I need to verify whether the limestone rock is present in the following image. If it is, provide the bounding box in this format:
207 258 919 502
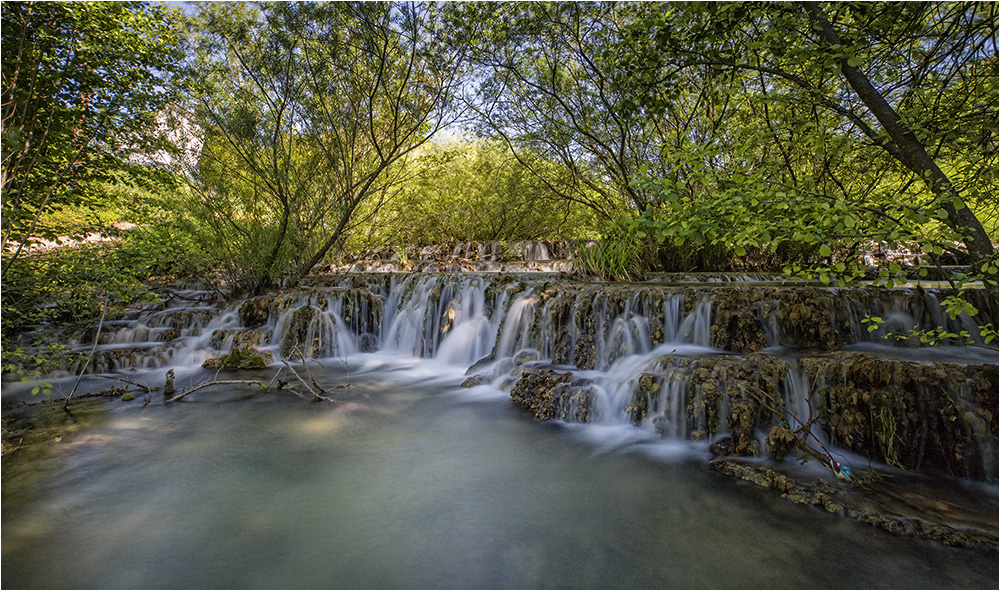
202 349 273 370
510 368 594 422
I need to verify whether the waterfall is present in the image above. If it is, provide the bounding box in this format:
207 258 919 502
24 266 994 480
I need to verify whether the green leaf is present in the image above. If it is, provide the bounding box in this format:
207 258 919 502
846 55 862 67
819 244 831 257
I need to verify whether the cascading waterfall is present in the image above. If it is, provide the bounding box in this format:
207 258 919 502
30 262 995 480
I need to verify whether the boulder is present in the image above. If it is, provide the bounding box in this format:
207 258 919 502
510 368 594 422
202 349 273 370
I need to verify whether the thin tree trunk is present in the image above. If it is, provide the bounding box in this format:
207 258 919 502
802 1 995 264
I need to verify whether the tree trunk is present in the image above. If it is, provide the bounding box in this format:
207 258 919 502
802 1 995 264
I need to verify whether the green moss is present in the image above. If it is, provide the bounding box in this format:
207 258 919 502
279 306 319 358
627 373 662 425
202 349 271 370
509 368 593 422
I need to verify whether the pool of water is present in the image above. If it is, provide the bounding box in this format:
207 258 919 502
2 359 996 589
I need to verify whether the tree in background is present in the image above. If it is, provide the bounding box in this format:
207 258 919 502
451 2 668 220
1 0 184 279
353 137 598 249
617 1 997 282
454 1 996 287
186 2 465 292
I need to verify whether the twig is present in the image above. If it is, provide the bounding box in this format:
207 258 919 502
279 354 332 402
64 299 108 409
280 356 318 397
165 379 268 403
292 346 327 393
339 354 352 388
98 375 157 393
266 367 285 389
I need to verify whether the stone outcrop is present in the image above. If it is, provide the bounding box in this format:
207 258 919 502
710 458 998 551
802 352 997 480
509 368 595 422
202 349 272 370
511 350 998 481
279 305 320 358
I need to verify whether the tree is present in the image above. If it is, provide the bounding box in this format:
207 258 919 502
1 1 185 279
451 2 677 220
622 1 997 270
186 1 465 292
356 137 598 247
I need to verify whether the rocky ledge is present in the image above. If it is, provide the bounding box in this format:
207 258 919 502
710 458 998 551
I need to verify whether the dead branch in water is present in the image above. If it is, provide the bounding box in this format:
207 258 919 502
64 298 108 409
98 375 157 393
279 352 333 402
165 379 269 403
292 346 327 394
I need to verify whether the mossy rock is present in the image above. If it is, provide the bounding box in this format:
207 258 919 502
239 296 275 328
727 400 760 456
766 425 798 461
709 288 772 353
202 349 272 370
573 335 596 370
626 373 662 426
279 306 319 358
802 352 997 480
510 368 594 422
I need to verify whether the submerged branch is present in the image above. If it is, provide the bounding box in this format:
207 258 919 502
64 299 108 409
279 353 333 402
165 379 269 403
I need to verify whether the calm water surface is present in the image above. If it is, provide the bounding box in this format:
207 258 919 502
2 358 996 589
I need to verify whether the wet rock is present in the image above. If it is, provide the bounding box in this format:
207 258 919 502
149 309 216 331
358 333 379 353
210 329 266 351
202 349 273 370
765 425 799 461
727 400 760 456
710 458 998 551
461 374 491 388
279 306 319 358
802 352 997 480
573 335 596 370
626 373 662 426
465 355 494 375
513 349 540 365
510 368 594 422
153 328 180 342
708 436 736 457
239 296 274 328
709 289 773 353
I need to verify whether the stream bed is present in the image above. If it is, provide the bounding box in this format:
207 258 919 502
2 358 997 589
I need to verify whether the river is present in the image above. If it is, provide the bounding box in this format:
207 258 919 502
2 356 996 589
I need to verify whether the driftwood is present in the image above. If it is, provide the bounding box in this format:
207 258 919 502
165 379 269 403
64 300 108 408
279 353 332 402
99 375 157 394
